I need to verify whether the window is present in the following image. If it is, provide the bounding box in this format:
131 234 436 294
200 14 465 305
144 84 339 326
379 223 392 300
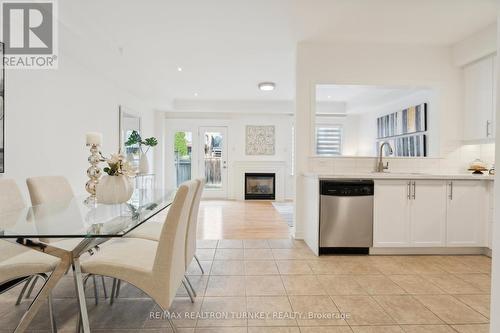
316 125 342 156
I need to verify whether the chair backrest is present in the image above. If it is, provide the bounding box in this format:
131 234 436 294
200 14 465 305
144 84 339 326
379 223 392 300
26 176 74 206
152 180 198 310
185 178 204 269
0 179 25 214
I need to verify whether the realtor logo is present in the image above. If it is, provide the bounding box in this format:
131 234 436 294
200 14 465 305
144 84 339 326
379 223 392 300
1 0 58 69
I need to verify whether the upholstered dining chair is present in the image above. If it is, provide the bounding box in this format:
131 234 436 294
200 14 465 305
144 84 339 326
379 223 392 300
0 179 59 332
123 178 205 301
78 180 198 333
25 176 108 303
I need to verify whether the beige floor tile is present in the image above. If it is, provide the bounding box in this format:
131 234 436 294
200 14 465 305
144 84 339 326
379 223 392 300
288 295 347 326
205 276 246 296
187 260 213 276
245 261 279 275
196 240 219 249
335 262 382 275
422 275 484 295
392 257 446 274
455 274 491 293
432 257 484 274
244 239 270 248
197 297 247 327
331 295 395 326
271 249 316 260
350 326 404 333
210 260 245 275
454 295 490 318
299 327 353 332
388 275 445 295
281 275 326 296
400 325 456 333
246 275 286 296
196 249 216 261
308 261 344 274
268 239 303 249
245 249 275 260
248 327 300 333
195 328 246 333
217 239 244 248
214 249 244 260
246 296 297 326
459 256 492 274
353 275 406 295
373 295 443 325
413 295 489 324
275 260 313 275
316 275 366 296
451 324 490 333
370 257 418 275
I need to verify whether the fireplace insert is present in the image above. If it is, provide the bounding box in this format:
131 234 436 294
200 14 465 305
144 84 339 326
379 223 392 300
245 173 275 200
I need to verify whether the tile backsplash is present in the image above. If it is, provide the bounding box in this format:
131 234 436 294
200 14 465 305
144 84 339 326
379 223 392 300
309 143 495 174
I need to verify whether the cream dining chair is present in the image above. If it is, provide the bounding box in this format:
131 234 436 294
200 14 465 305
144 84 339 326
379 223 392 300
123 178 205 301
25 176 108 303
0 179 59 332
78 180 198 333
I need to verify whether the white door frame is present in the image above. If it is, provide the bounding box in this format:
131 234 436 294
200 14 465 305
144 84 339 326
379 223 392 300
199 126 228 199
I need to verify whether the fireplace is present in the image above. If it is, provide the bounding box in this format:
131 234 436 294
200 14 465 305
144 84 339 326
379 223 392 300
245 173 276 200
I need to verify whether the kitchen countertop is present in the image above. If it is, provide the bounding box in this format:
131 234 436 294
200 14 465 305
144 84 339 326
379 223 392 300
303 172 495 181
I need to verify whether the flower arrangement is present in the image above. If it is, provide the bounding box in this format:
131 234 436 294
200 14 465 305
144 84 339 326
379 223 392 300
102 153 137 177
125 130 158 154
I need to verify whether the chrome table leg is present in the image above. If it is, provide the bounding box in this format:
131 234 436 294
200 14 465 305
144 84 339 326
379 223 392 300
73 257 90 333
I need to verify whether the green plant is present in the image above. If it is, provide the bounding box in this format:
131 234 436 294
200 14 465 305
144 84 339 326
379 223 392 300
174 132 188 157
125 130 158 154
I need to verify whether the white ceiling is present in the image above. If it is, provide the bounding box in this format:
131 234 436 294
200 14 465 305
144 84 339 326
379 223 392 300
316 84 431 114
59 0 497 110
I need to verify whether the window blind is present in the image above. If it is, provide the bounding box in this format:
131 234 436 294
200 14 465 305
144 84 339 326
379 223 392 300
316 126 342 156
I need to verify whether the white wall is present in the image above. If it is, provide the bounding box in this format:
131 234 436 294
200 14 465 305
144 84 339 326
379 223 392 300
0 16 154 198
295 42 463 238
163 112 294 200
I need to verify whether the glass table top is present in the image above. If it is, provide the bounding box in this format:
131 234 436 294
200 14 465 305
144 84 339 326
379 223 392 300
0 189 176 239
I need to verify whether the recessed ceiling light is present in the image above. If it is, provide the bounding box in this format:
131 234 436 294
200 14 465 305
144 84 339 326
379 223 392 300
327 95 332 99
194 92 198 97
258 82 275 91
177 67 183 72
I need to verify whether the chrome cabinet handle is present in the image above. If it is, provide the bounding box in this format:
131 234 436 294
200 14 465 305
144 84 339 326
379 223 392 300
487 121 491 137
412 181 416 200
407 181 411 200
449 181 453 200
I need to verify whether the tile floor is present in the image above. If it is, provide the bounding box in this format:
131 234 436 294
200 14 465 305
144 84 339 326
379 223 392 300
0 238 492 333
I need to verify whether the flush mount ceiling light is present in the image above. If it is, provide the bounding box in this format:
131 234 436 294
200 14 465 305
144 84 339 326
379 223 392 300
177 67 183 72
258 82 276 91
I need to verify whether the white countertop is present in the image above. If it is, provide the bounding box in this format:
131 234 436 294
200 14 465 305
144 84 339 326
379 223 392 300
303 172 494 181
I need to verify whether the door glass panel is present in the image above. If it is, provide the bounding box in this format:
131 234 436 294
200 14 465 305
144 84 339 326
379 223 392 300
174 131 192 187
203 131 223 189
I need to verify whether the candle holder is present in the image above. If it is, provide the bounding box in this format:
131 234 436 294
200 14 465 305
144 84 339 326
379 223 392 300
84 143 102 205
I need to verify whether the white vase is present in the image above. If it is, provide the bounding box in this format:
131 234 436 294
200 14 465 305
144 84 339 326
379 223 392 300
139 153 149 174
96 175 134 204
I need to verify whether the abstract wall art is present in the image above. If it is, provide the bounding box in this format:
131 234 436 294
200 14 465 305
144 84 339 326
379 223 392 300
245 125 275 155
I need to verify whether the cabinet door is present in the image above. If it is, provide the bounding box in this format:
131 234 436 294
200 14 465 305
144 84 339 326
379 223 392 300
446 181 487 247
374 180 410 247
410 180 447 247
463 56 495 141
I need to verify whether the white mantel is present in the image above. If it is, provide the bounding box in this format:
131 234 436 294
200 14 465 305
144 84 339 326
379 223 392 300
232 161 287 201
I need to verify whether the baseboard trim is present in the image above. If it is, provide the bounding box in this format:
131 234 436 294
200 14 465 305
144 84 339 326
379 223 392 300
369 247 490 255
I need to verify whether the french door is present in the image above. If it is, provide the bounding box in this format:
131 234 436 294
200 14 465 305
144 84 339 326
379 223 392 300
199 127 228 198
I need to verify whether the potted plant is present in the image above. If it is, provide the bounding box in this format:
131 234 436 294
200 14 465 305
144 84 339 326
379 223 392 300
96 153 137 204
125 130 158 174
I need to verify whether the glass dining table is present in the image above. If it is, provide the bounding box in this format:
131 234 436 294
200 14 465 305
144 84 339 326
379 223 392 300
0 188 176 333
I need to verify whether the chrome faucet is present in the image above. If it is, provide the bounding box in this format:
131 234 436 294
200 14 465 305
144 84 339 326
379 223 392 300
376 141 393 172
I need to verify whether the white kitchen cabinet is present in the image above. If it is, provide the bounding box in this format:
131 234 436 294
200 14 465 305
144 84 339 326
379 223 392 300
446 180 487 247
463 55 495 141
374 180 410 247
410 180 447 247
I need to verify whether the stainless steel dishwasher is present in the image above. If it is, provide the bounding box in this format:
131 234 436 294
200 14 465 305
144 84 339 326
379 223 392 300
319 180 374 254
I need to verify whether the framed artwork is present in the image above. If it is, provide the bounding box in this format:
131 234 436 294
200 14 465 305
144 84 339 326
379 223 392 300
0 42 4 173
246 125 275 155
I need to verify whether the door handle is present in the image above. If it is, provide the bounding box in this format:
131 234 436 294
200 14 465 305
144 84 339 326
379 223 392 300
407 181 411 200
449 181 453 200
486 121 491 137
412 181 416 200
